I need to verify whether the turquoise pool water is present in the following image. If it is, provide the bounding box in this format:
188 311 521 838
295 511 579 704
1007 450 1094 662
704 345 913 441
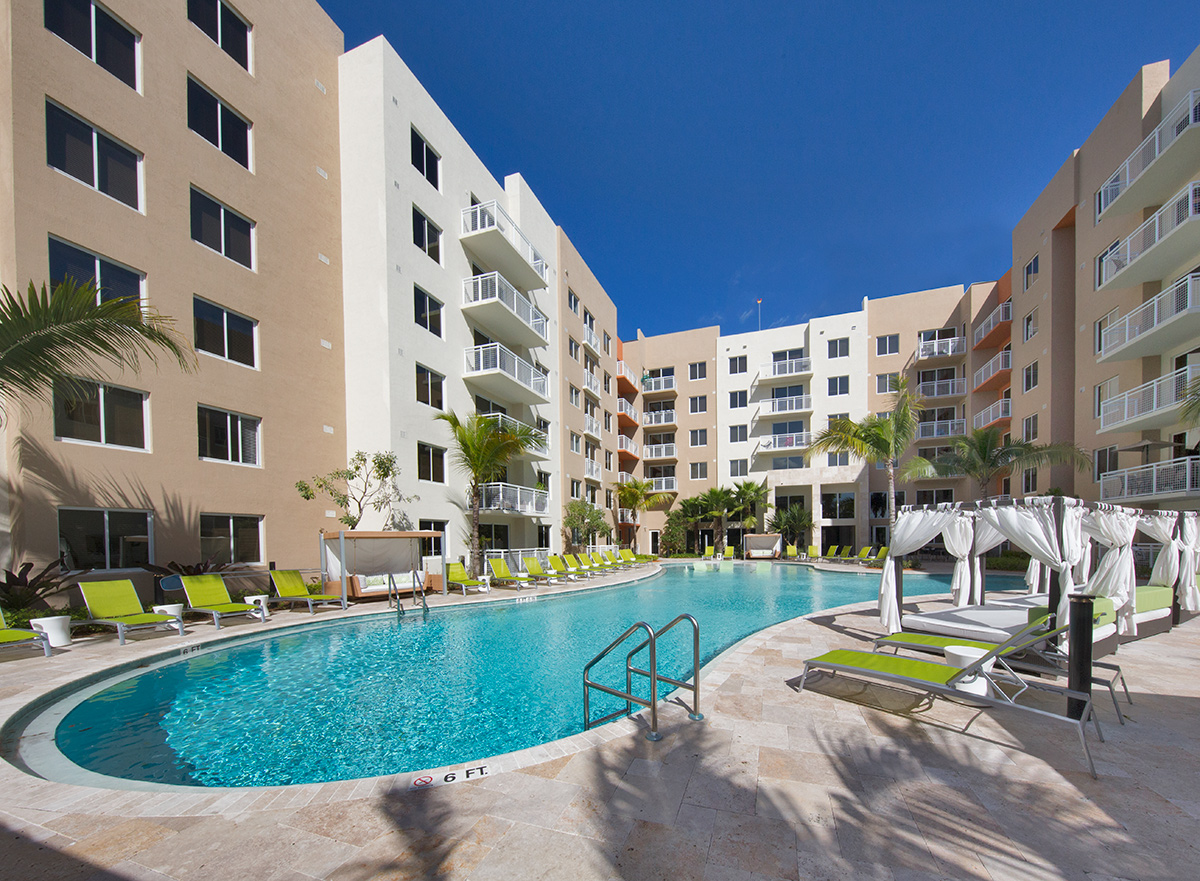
54 564 960 787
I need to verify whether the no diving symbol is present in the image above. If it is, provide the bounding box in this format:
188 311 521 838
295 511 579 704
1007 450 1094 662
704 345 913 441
413 776 434 787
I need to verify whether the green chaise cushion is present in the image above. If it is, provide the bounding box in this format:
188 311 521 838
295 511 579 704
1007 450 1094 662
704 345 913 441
877 632 999 653
807 649 960 686
96 612 175 626
182 574 235 607
0 630 41 645
1136 584 1173 613
1026 596 1115 627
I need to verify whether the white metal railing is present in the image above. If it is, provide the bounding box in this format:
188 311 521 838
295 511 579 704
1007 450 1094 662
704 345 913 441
617 360 638 386
759 432 812 451
1102 273 1200 357
643 443 677 459
651 477 677 492
973 398 1012 429
480 482 550 516
643 409 676 426
583 325 601 353
1100 364 1200 430
1097 89 1200 216
767 395 812 414
617 436 639 456
973 350 1012 389
480 413 548 456
583 414 601 438
916 337 968 359
916 419 967 439
460 201 549 284
617 471 634 484
485 547 549 573
583 371 601 396
1101 456 1200 502
762 357 811 378
1098 181 1200 287
617 508 636 524
918 378 967 398
618 399 638 421
973 300 1013 346
985 494 1012 504
642 374 676 393
584 459 601 481
462 272 548 341
464 343 549 398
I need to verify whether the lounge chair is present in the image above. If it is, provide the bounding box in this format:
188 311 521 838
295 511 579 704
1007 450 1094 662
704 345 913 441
488 558 532 590
806 546 820 560
604 551 631 569
446 562 487 594
548 556 582 580
820 546 840 561
866 546 889 563
785 545 798 559
565 554 597 577
590 552 618 571
268 570 347 613
853 547 873 563
795 619 1102 777
180 574 267 630
836 547 854 562
79 579 185 645
702 546 715 560
0 607 51 657
523 557 559 584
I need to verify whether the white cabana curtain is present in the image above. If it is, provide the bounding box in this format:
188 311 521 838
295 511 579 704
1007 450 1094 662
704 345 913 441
978 500 1085 621
1082 507 1139 635
1138 512 1181 592
1178 513 1200 612
971 517 1006 604
877 508 958 632
1074 536 1093 585
942 515 974 607
1024 559 1050 594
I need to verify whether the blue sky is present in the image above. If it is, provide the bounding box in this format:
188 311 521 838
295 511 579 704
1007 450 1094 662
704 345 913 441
325 1 1198 340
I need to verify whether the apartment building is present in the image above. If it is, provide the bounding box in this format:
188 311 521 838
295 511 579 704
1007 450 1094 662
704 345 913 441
0 0 346 575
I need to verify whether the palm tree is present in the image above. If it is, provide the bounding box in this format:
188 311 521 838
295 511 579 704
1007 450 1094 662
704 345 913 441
614 477 669 554
698 486 736 556
0 279 192 414
677 495 709 554
731 479 770 534
437 411 540 575
769 505 813 548
904 426 1089 500
1182 375 1200 426
808 376 923 540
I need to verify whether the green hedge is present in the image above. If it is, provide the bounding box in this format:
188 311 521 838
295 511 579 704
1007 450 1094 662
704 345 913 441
986 553 1032 571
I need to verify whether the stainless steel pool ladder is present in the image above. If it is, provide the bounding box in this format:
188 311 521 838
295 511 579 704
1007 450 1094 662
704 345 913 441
582 614 703 741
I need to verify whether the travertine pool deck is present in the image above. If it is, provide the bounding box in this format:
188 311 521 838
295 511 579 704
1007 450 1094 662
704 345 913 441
1 563 1198 880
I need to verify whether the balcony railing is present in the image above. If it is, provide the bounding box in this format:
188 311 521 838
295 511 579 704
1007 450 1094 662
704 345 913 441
583 414 601 438
582 325 601 354
1097 89 1200 217
651 477 677 492
583 371 601 397
584 459 601 481
1100 364 1200 431
916 337 967 360
464 343 548 399
1101 456 1200 502
973 301 1012 346
461 201 548 284
616 471 634 484
462 272 548 342
642 375 676 393
766 395 812 414
617 435 639 456
643 409 676 426
1097 181 1200 288
973 350 1012 390
480 413 548 457
480 482 550 516
762 357 812 378
973 398 1012 429
1101 273 1200 360
618 508 636 524
618 399 638 422
758 432 812 451
617 361 638 386
916 419 967 439
643 443 677 460
918 378 967 398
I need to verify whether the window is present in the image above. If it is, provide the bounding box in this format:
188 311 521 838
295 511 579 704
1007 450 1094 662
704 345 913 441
568 338 580 360
827 451 849 467
416 365 444 409
45 0 137 88
605 451 613 470
685 395 705 413
570 433 581 453
570 479 581 499
772 456 805 470
1022 468 1038 494
418 520 447 557
828 337 849 358
603 332 611 354
200 514 260 564
776 495 805 510
53 379 145 448
821 492 855 519
605 490 614 509
190 188 252 267
1095 308 1118 354
1023 361 1039 392
604 411 612 431
412 206 440 263
567 289 579 314
187 0 249 70
1024 254 1039 290
194 297 255 366
916 489 954 506
730 459 748 477
49 238 139 303
690 429 707 447
690 462 708 480
729 356 747 374
187 78 250 168
876 373 899 394
58 508 150 569
46 102 139 207
1094 376 1119 419
414 286 442 336
828 376 849 396
1096 240 1120 289
603 373 611 394
730 424 747 443
410 128 439 188
877 334 899 356
569 386 580 407
729 390 747 409
198 405 259 465
1023 308 1038 342
1022 414 1038 441
828 412 849 425
1094 445 1119 482
417 443 445 483
689 361 706 381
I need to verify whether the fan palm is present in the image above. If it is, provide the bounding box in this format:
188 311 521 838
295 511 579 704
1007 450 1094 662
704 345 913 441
676 495 709 554
614 477 669 554
0 278 192 414
768 505 813 548
437 411 540 575
1183 375 1200 427
698 486 737 556
731 479 770 534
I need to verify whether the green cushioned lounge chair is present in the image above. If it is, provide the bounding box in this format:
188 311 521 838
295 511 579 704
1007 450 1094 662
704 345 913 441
180 574 266 630
446 562 486 595
0 607 51 657
806 546 820 560
619 549 645 567
785 545 798 559
868 546 889 563
565 554 596 577
590 552 618 570
701 546 715 560
79 579 185 645
523 557 559 584
854 547 873 563
269 570 347 613
604 551 631 569
836 547 854 562
820 546 840 561
548 556 581 580
489 558 532 590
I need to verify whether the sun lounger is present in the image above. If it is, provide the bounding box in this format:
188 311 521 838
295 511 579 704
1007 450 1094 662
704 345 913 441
488 558 532 590
806 546 820 560
180 574 267 630
853 547 873 563
548 556 582 580
866 546 889 563
565 554 599 577
702 546 715 560
820 546 840 561
79 579 185 645
522 557 559 584
0 608 51 657
619 549 644 567
785 545 798 559
590 552 618 571
604 551 631 569
836 547 854 562
446 562 487 594
268 570 347 614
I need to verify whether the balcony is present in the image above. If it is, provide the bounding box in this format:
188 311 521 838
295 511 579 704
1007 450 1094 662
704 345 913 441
1100 365 1200 433
616 471 634 484
973 398 1012 430
1101 457 1200 503
616 361 639 393
759 357 812 381
973 350 1012 392
464 343 549 404
973 301 1013 349
643 409 677 427
618 507 636 524
650 477 677 493
617 436 640 458
479 413 549 459
480 482 550 517
1100 273 1200 362
916 419 967 439
916 337 968 360
582 325 601 355
763 395 813 415
757 432 812 452
1097 182 1200 290
617 398 639 426
460 201 548 291
642 374 676 395
643 443 677 461
583 414 601 439
918 378 967 399
584 459 601 482
1097 89 1200 219
461 272 548 348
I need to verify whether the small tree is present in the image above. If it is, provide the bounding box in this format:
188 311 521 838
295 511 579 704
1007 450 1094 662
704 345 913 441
698 486 737 556
769 505 813 549
731 479 770 534
614 478 669 554
296 451 416 529
677 496 709 553
563 500 608 552
659 509 689 557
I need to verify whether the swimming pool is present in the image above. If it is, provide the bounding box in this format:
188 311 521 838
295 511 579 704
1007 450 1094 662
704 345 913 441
44 564 958 788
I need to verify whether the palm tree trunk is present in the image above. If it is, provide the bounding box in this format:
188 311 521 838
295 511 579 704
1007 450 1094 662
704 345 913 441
470 482 481 576
887 463 897 542
631 512 639 554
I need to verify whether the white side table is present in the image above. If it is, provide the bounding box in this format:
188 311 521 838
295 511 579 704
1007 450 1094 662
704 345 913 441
243 594 270 618
945 645 995 697
152 604 185 631
29 615 73 647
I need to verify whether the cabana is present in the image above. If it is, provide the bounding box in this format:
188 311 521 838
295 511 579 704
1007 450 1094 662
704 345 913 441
320 530 446 608
743 533 783 560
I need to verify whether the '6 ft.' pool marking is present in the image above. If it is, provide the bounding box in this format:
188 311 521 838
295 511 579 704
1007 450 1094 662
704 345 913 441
408 765 489 790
